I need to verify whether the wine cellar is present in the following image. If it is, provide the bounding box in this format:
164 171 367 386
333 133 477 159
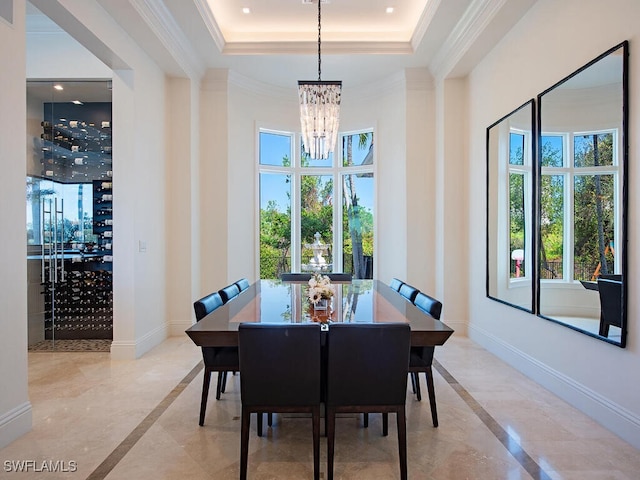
27 81 113 347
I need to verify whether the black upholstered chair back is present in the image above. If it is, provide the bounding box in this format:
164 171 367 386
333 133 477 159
326 323 410 407
399 283 419 303
598 277 623 333
219 283 241 303
193 292 224 321
235 278 250 292
326 272 352 281
280 272 312 282
389 278 404 292
239 324 322 407
281 272 353 282
413 292 442 320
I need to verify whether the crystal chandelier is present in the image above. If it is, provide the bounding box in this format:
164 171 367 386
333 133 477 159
298 0 341 160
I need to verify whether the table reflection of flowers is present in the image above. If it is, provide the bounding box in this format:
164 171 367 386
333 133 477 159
307 272 335 311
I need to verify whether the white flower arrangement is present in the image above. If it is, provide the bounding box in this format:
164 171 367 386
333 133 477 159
307 272 336 305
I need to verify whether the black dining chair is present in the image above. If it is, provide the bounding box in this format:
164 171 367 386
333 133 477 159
280 272 312 281
192 291 240 426
281 272 352 282
235 278 250 292
326 323 411 480
597 277 623 336
325 272 352 281
410 291 443 427
399 282 419 303
219 283 241 303
238 323 322 480
389 278 404 292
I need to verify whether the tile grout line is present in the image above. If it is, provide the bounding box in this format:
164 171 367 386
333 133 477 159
433 359 553 480
85 361 204 480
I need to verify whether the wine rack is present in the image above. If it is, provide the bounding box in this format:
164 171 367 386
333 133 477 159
37 102 114 341
40 119 112 182
93 179 113 263
44 266 113 340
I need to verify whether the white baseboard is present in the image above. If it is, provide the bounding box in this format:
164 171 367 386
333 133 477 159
110 324 168 360
168 319 194 337
0 402 32 449
468 323 640 450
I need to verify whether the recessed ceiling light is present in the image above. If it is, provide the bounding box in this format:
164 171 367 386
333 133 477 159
386 7 394 14
242 7 250 14
53 84 63 90
71 100 83 105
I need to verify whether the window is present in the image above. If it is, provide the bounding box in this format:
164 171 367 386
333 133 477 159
540 130 619 281
507 130 532 280
259 129 374 279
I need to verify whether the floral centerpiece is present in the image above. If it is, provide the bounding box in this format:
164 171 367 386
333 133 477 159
307 272 335 310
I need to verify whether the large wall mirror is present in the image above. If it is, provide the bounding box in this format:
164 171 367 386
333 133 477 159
537 41 628 347
487 101 535 312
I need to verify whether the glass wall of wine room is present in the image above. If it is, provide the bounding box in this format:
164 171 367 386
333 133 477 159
26 81 113 352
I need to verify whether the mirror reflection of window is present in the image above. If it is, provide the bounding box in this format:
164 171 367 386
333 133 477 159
486 100 534 312
537 41 627 347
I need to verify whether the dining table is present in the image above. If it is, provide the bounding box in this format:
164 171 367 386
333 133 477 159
185 279 454 348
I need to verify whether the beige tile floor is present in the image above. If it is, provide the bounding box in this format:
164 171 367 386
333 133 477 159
1 334 638 479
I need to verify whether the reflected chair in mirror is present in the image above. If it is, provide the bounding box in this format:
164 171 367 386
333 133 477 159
219 283 241 303
597 277 623 337
410 292 443 427
326 324 411 480
235 278 250 292
192 292 240 426
399 283 419 303
238 324 321 480
389 278 404 292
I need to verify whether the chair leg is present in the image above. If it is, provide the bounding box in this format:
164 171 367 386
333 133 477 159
382 413 388 436
363 413 368 428
240 407 250 480
414 372 422 401
425 368 438 427
199 368 212 426
267 412 273 427
312 407 320 480
215 372 224 400
220 371 228 393
327 408 336 480
257 412 264 437
396 408 408 480
410 372 417 394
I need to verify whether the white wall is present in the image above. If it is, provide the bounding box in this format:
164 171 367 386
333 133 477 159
219 72 413 286
466 0 640 448
199 69 230 293
0 0 31 449
166 76 200 333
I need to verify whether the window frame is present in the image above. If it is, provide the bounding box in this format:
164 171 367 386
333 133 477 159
540 128 620 284
257 126 376 278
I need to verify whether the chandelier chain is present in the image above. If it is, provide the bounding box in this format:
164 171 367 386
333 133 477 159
317 0 322 81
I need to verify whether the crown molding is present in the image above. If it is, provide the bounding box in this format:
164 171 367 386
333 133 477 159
410 0 441 50
430 0 507 80
194 0 225 52
222 40 414 56
130 0 205 79
227 70 295 100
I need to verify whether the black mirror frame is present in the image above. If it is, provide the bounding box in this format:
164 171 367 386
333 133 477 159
535 41 629 348
486 100 537 313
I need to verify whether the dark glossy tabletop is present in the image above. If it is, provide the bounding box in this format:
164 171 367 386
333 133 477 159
186 280 454 348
